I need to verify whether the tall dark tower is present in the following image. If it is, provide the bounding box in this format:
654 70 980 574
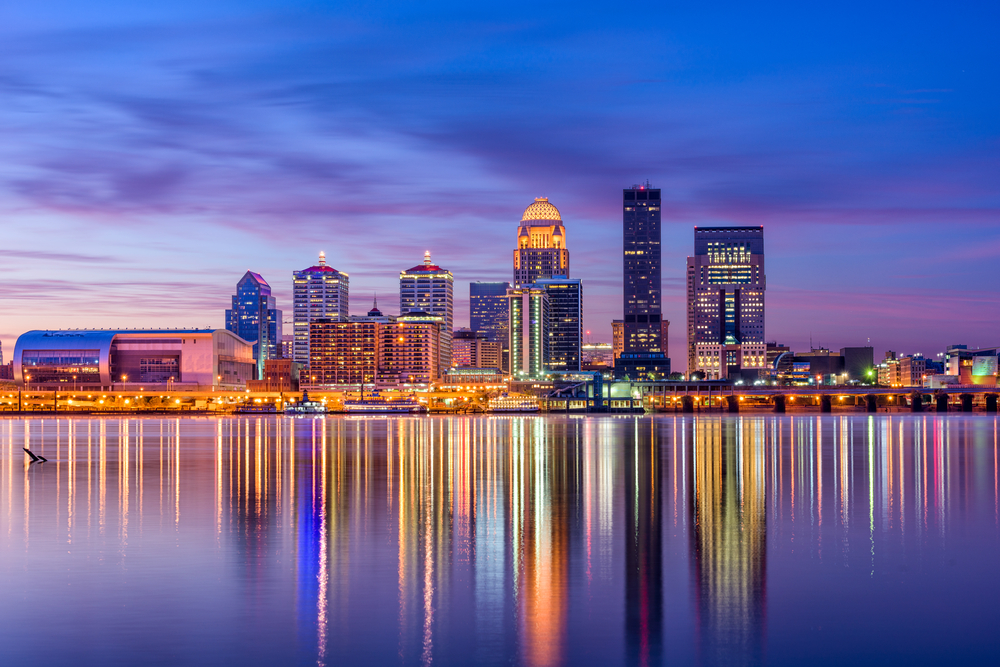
615 184 670 380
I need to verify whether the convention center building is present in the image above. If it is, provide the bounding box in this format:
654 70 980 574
12 329 255 390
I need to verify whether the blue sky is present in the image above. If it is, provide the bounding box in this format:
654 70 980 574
1 0 997 368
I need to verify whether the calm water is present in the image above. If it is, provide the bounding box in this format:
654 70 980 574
1 415 999 666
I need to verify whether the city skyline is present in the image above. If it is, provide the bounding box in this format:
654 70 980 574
1 2 998 369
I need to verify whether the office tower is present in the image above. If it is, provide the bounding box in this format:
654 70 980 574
513 197 569 285
226 271 282 379
292 251 349 366
378 310 443 386
507 285 549 378
535 277 583 372
622 184 663 352
615 185 670 380
452 329 503 369
686 227 767 380
470 281 510 343
400 251 454 373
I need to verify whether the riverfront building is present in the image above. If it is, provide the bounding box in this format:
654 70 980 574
307 300 394 387
377 311 443 387
226 271 282 379
13 329 255 389
292 252 349 367
400 252 453 373
686 227 767 380
513 198 569 285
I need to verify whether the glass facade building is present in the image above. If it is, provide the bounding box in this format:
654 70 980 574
470 281 510 344
622 185 663 353
226 271 282 379
616 185 670 380
535 277 582 372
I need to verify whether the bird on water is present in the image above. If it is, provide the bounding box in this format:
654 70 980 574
23 448 47 463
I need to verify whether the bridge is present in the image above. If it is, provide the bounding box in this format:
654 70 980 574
631 382 999 413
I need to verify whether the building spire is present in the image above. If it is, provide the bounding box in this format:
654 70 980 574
424 250 432 266
318 250 326 266
372 292 378 310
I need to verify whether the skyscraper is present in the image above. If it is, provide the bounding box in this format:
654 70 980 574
535 277 583 372
470 281 510 343
226 271 282 379
400 251 454 372
622 184 662 353
615 184 670 380
687 227 767 379
292 251 349 367
513 198 569 285
508 285 549 378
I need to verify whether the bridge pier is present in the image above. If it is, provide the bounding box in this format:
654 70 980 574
820 394 832 413
960 393 974 412
726 395 740 413
987 394 998 413
909 391 924 413
681 395 695 413
935 392 949 412
865 394 878 412
773 394 786 414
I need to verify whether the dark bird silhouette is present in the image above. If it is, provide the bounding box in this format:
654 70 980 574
23 448 47 463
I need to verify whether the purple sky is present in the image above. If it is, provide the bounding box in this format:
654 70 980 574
1 1 997 370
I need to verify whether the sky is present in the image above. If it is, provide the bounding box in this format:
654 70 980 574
1 0 997 370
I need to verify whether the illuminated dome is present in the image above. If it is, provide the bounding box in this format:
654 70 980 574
521 197 562 223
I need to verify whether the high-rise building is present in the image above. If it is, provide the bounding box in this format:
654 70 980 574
470 281 510 343
452 329 502 370
400 251 453 373
507 285 549 378
622 185 663 353
293 251 349 367
535 277 583 372
686 227 767 380
378 310 443 387
226 271 282 379
513 198 569 285
615 185 670 380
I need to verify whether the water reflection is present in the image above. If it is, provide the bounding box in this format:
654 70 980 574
0 415 998 666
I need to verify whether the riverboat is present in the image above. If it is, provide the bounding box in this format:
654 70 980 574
235 403 278 414
344 390 425 414
487 394 540 413
284 391 328 415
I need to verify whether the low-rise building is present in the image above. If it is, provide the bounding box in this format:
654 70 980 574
13 329 254 390
247 358 302 392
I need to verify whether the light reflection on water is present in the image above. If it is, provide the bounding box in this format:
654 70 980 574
0 415 998 666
